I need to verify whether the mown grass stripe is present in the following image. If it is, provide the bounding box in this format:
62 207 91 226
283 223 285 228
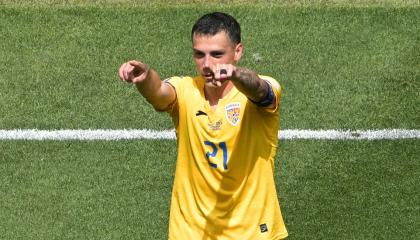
0 129 418 140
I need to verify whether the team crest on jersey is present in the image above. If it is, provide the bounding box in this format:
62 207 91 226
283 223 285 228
225 102 241 126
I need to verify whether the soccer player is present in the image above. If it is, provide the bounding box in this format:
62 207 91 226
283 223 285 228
118 12 288 240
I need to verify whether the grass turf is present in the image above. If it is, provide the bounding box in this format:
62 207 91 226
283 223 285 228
277 140 419 239
1 0 419 8
0 140 418 239
0 140 175 239
0 5 419 130
0 2 419 240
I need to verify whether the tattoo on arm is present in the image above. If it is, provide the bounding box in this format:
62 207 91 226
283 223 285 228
233 67 269 102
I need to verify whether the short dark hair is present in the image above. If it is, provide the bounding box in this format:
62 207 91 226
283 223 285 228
191 12 241 44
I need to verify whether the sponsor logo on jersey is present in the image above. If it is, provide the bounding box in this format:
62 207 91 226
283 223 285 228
208 120 222 130
225 102 240 126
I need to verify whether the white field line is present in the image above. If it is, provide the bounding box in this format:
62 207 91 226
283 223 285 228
0 129 419 141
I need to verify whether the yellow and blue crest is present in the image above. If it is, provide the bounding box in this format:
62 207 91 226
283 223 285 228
225 102 241 126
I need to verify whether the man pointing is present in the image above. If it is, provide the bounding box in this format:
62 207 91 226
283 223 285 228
118 12 288 240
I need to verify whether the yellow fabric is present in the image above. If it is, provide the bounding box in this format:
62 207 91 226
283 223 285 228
166 75 288 240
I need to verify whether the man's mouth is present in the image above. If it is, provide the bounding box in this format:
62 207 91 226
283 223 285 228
203 73 213 81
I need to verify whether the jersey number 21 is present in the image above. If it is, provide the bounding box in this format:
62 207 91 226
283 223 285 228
204 141 228 170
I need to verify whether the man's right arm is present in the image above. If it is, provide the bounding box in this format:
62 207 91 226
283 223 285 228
118 60 176 111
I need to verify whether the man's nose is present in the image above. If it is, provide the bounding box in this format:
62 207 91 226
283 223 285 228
203 55 212 68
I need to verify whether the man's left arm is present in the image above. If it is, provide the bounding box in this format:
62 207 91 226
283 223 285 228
231 67 276 109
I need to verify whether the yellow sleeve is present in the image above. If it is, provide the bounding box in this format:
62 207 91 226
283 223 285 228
162 76 185 127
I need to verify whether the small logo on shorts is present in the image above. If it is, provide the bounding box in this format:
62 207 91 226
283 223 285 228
260 223 268 233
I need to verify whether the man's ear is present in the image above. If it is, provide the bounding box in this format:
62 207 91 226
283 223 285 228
234 43 244 62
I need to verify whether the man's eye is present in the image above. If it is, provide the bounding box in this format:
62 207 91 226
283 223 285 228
194 52 205 58
211 52 224 58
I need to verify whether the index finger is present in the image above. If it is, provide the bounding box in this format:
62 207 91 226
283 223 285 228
128 60 147 69
118 62 130 81
128 60 140 66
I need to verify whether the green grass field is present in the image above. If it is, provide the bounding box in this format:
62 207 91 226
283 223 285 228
0 0 419 239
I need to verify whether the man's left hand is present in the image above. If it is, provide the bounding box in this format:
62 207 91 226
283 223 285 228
211 63 237 87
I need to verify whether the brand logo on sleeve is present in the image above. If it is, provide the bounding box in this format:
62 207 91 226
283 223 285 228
225 102 241 126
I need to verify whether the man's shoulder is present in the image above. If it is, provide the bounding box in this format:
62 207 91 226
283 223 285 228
164 75 197 81
165 76 202 89
164 75 194 84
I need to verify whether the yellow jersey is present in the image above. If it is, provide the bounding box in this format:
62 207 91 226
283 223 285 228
165 75 288 240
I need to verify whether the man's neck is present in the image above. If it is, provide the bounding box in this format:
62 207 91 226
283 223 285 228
204 81 234 110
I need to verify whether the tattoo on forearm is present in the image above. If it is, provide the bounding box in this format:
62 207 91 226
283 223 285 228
236 68 259 88
234 68 267 101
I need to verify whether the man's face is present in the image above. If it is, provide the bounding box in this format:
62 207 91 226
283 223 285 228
192 31 243 88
